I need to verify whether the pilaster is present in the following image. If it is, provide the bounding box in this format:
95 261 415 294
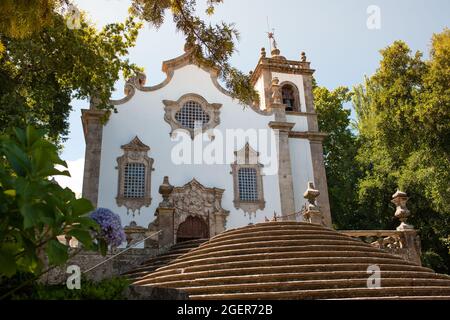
269 121 296 220
81 109 105 207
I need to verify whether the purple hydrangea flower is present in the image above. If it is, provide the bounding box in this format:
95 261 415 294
90 208 126 247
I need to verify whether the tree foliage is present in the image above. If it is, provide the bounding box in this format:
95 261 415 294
0 126 108 281
352 29 450 272
314 86 363 229
0 0 258 116
0 4 141 143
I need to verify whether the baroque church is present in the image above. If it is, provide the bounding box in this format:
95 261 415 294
81 41 331 244
79 41 450 300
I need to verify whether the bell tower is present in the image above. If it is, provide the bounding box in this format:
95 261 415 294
250 37 332 226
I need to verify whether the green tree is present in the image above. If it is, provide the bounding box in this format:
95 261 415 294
314 86 363 229
0 0 258 113
353 30 450 272
0 14 141 143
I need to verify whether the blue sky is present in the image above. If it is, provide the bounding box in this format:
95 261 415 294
58 0 449 194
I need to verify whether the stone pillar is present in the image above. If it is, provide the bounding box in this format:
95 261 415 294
301 65 332 227
269 121 296 220
155 176 175 247
81 109 105 206
302 182 325 226
309 136 332 227
301 58 318 131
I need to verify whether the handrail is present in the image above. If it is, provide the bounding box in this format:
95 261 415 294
83 230 162 274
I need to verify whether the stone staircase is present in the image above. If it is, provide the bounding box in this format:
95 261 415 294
123 238 207 282
131 221 450 300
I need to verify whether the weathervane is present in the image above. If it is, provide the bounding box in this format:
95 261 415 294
268 30 278 51
266 17 278 52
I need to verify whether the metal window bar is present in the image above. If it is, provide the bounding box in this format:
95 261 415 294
124 163 146 198
175 101 210 129
238 168 258 201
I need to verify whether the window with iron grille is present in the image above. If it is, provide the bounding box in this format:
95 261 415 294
238 168 258 202
124 163 146 198
175 100 210 129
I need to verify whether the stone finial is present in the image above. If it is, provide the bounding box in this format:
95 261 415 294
304 181 320 210
271 47 281 57
126 71 147 90
260 47 266 58
302 182 324 225
301 51 307 62
392 190 414 231
271 77 282 104
158 176 174 208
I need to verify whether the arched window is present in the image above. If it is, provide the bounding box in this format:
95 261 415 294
175 100 210 129
281 83 300 112
163 93 222 139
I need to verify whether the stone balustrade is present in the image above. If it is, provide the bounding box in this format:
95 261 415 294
338 229 422 265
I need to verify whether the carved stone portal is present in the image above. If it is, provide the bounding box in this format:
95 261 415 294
149 178 229 246
170 179 229 240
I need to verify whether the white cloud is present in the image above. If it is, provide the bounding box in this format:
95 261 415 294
54 158 85 198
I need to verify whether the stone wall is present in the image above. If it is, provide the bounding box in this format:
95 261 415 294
41 247 160 285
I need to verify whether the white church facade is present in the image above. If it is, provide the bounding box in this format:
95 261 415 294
81 44 331 246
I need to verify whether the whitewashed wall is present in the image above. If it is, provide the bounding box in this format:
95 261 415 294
97 64 290 230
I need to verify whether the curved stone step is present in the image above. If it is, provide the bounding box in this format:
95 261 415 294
174 246 406 264
176 278 450 295
189 286 450 300
170 250 407 269
205 230 359 246
122 239 206 277
169 239 208 250
127 221 450 299
138 271 450 288
179 240 375 260
133 263 435 285
155 255 414 274
195 234 366 251
208 226 337 243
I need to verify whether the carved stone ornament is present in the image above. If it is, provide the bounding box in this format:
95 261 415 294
162 93 222 139
302 181 324 225
271 77 282 105
392 190 414 231
168 179 229 238
124 221 147 247
231 143 266 217
116 136 154 216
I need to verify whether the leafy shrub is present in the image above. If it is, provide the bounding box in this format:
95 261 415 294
10 276 130 300
0 126 107 279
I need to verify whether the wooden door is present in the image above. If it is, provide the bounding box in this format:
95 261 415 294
176 215 209 243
